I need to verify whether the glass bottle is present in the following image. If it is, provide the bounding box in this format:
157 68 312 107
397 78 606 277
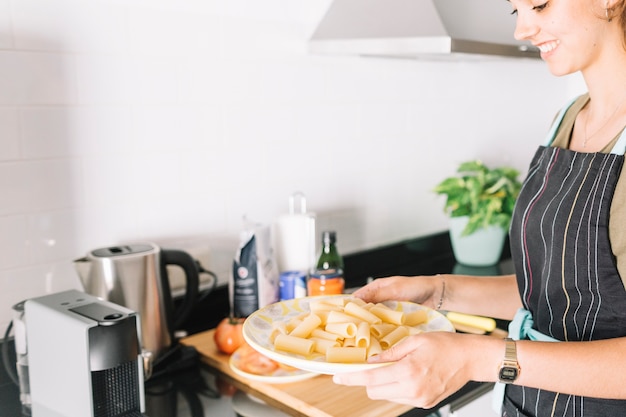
307 231 345 296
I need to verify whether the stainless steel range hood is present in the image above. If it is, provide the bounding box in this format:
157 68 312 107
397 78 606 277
309 0 540 60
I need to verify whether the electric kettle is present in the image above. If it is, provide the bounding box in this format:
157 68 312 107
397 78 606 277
73 243 199 376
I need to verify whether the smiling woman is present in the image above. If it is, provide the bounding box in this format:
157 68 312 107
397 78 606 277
332 0 626 416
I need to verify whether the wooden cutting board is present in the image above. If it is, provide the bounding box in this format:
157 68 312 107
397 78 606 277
181 329 414 417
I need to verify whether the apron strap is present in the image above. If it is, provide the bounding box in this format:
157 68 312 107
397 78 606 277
544 96 579 147
543 95 626 155
492 309 559 414
610 128 626 155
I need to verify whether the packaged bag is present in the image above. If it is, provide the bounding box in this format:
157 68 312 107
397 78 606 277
230 222 279 317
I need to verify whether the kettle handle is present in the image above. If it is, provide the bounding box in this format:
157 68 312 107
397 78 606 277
161 249 200 330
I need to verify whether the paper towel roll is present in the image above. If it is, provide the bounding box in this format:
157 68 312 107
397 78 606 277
273 193 316 273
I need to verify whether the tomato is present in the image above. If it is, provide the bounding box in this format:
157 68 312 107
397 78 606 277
238 343 279 375
214 317 245 354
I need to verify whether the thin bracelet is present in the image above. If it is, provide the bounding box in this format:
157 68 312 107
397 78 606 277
436 274 446 310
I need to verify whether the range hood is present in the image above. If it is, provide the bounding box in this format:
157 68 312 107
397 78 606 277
309 0 540 60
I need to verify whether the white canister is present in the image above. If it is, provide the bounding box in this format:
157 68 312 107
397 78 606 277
273 192 316 274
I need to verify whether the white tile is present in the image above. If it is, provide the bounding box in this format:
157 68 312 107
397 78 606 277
0 262 82 329
19 107 74 158
129 56 181 104
80 152 182 207
0 162 33 215
12 0 129 54
222 103 297 146
0 0 13 49
0 52 77 105
132 105 214 152
0 215 29 269
0 108 19 160
0 159 80 215
177 59 230 105
27 210 81 264
21 106 133 158
75 56 134 104
73 205 139 252
0 52 22 104
217 0 301 21
30 159 81 210
80 155 144 207
219 17 305 60
128 7 219 58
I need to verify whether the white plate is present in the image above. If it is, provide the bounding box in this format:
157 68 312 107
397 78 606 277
242 295 455 375
229 345 318 384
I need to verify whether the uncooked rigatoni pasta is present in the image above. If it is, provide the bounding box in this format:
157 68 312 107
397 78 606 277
271 296 429 363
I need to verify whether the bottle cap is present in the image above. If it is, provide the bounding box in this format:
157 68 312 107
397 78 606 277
321 231 336 245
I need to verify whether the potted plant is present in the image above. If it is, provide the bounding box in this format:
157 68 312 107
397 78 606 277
434 160 522 266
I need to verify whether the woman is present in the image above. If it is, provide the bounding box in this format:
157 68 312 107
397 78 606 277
333 0 626 415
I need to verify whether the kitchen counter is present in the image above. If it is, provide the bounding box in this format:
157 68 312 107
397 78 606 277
180 327 505 417
1 231 514 417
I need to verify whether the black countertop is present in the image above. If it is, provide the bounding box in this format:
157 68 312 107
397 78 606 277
1 231 513 417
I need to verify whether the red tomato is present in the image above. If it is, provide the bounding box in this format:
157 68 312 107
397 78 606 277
214 317 245 354
237 343 279 375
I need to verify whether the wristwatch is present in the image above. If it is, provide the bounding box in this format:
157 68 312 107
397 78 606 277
498 338 521 384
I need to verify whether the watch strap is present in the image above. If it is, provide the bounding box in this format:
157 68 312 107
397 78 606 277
504 337 517 361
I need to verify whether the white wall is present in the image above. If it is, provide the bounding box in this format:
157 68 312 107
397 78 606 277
0 0 575 331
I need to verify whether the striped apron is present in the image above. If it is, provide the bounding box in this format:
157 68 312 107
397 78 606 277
502 98 626 416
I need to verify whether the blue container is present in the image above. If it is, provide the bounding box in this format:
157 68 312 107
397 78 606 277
279 271 307 300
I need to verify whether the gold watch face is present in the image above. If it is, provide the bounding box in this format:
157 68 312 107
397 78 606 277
499 364 519 383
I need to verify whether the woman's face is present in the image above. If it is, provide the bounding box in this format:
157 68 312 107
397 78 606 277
510 0 611 76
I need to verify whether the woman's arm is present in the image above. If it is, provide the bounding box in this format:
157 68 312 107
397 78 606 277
510 337 626 398
334 333 626 408
352 273 522 320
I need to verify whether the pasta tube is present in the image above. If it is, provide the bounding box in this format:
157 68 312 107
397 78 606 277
269 322 288 343
308 300 344 313
311 337 340 355
355 321 370 348
370 305 405 325
311 328 342 341
274 334 315 356
380 326 409 349
326 347 367 363
344 301 382 324
289 313 322 338
367 336 382 358
343 337 356 347
370 323 396 338
325 322 357 338
326 310 362 324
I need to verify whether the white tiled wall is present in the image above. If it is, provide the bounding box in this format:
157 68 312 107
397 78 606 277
0 0 575 331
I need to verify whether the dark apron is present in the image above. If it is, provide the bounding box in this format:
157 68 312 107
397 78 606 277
504 99 626 417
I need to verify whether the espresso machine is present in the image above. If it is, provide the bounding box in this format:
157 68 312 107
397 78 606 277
23 290 145 417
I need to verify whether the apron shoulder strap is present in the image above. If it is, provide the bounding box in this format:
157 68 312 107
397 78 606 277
610 128 626 155
543 96 579 147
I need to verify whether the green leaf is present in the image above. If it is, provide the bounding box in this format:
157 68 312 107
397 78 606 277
434 160 523 235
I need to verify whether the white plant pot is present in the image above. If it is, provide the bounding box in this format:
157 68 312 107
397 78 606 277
449 216 507 266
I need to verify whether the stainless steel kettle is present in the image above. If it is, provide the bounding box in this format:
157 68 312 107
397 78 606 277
73 243 199 375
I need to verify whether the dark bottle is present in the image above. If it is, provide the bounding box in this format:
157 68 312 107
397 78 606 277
307 231 345 296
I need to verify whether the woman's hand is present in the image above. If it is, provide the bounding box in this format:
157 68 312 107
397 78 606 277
332 332 497 409
352 275 441 310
